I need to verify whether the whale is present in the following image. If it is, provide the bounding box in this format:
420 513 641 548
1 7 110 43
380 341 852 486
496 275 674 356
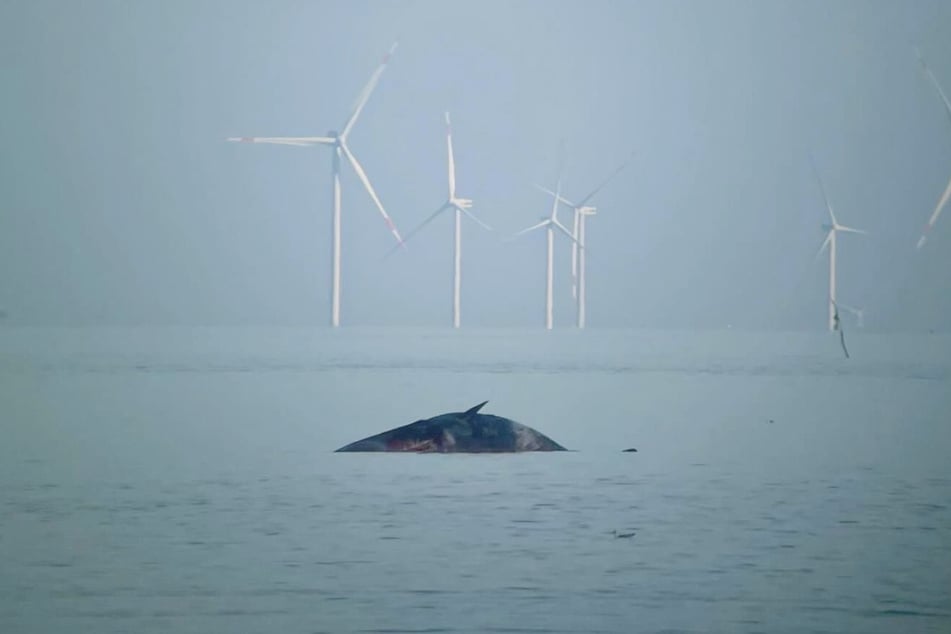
335 401 567 453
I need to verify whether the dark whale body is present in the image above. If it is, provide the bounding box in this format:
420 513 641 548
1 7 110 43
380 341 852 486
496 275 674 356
335 401 567 453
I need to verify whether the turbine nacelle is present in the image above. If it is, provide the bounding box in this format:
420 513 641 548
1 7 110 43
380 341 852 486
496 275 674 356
452 197 473 210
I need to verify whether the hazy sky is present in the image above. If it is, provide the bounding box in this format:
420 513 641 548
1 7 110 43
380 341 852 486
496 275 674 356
2 0 950 331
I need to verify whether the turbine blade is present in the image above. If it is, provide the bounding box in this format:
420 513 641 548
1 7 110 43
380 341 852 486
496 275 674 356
533 183 578 208
549 138 567 219
550 178 563 220
577 151 636 206
445 112 457 200
815 231 832 260
836 225 867 235
512 220 550 238
227 136 334 146
552 218 579 244
384 202 451 257
808 153 838 226
339 141 403 244
918 173 951 249
917 47 951 126
915 46 951 246
341 42 398 140
460 206 494 232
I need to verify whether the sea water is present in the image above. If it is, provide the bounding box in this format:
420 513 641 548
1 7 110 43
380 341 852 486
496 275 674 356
1 327 949 633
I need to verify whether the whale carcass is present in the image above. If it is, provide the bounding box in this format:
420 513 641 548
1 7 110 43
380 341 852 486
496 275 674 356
335 401 567 453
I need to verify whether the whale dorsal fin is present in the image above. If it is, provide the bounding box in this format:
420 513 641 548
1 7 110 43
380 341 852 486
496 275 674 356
463 401 489 418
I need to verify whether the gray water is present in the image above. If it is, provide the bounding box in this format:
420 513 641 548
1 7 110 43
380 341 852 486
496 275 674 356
1 327 949 633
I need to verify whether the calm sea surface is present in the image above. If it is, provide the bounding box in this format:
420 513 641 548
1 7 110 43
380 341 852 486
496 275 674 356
1 327 949 633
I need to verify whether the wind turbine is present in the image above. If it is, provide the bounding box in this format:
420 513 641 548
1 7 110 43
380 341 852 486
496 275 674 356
227 42 403 327
535 154 634 328
810 159 866 332
915 48 951 250
513 175 577 330
390 112 492 328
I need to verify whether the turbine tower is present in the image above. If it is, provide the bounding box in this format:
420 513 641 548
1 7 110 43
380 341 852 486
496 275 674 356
513 177 577 330
535 154 634 328
227 43 403 327
390 113 492 328
811 160 866 332
915 48 951 250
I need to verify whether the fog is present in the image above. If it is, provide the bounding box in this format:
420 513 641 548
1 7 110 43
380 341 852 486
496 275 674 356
2 0 950 331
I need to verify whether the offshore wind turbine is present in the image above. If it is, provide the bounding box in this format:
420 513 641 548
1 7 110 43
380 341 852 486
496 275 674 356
915 48 951 250
535 154 634 328
513 177 577 330
227 43 403 327
811 160 867 332
390 112 492 328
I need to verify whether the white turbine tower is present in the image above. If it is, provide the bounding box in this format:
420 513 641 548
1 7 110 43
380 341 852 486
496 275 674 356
227 42 403 327
811 160 866 332
390 112 492 328
915 48 951 250
535 154 634 328
513 177 577 330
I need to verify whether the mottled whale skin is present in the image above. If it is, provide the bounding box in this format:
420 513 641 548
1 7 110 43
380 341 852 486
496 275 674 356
335 401 567 453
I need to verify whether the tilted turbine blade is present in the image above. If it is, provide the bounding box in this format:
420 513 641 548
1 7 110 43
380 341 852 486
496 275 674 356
808 153 838 226
384 202 451 257
227 136 334 146
836 225 867 235
917 47 951 126
552 218 579 244
814 231 833 259
339 140 403 244
915 46 951 247
459 206 494 232
546 139 567 219
577 151 636 206
445 112 457 200
533 183 578 209
512 219 551 239
918 173 951 249
549 178 563 220
340 42 398 140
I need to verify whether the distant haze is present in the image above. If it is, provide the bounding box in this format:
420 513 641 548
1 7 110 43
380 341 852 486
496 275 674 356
1 0 950 331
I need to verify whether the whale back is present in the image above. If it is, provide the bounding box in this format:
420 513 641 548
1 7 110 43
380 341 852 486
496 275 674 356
335 402 566 452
